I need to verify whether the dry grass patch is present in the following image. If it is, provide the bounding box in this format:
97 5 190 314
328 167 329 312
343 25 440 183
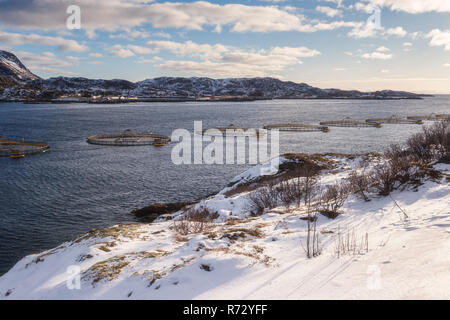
83 255 130 285
84 249 170 286
73 224 147 243
97 241 117 252
221 227 264 241
205 246 274 266
132 249 170 259
225 219 240 226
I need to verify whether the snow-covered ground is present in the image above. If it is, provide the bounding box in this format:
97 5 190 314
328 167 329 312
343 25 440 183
0 156 449 300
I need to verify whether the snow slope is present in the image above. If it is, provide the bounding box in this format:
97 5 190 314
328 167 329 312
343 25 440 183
0 158 448 300
0 51 40 82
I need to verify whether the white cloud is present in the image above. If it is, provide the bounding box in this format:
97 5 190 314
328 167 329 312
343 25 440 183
156 60 276 78
109 44 155 57
0 31 87 52
89 53 103 58
144 40 321 77
443 63 450 67
348 25 407 38
0 0 360 35
269 46 321 58
385 26 407 37
403 42 413 51
347 25 378 38
316 6 342 17
361 51 393 59
87 61 102 65
354 2 374 13
426 29 450 51
65 56 80 64
376 46 390 52
14 51 78 75
137 56 163 64
109 45 136 58
363 0 450 14
146 40 229 60
109 30 172 40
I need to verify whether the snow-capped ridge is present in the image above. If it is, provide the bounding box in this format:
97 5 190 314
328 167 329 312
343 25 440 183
0 50 40 82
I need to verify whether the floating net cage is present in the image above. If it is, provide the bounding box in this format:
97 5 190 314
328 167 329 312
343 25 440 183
320 117 381 128
198 125 265 137
87 129 171 146
263 123 329 133
0 139 49 156
407 113 450 121
366 115 423 125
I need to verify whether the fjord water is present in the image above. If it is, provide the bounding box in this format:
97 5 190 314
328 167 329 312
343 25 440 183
1 97 449 275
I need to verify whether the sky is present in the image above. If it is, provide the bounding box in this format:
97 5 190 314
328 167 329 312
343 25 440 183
0 0 449 93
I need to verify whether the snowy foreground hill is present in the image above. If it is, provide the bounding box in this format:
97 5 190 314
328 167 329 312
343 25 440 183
0 155 449 300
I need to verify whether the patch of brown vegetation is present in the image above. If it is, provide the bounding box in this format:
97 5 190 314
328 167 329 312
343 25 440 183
205 246 274 266
73 224 147 243
97 241 117 252
221 227 263 241
83 256 130 285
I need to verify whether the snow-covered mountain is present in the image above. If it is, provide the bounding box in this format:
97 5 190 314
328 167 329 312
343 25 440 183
0 50 425 101
134 77 319 98
33 77 138 94
0 51 40 82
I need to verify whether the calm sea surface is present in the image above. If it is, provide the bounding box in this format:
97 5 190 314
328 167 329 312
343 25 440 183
1 97 449 275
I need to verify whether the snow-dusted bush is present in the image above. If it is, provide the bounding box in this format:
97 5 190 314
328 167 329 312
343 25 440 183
407 119 450 160
247 167 320 215
347 170 373 202
319 182 350 218
247 182 280 215
173 207 218 235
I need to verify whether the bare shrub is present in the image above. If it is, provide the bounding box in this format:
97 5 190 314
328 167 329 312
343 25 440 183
407 120 450 160
277 177 304 207
302 214 321 258
334 227 369 257
370 143 426 196
319 182 350 215
347 170 373 202
301 169 319 208
370 162 397 196
173 207 218 235
247 181 279 215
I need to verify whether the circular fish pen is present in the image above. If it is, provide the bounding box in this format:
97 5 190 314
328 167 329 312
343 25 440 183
0 139 50 157
407 113 450 121
366 115 423 125
320 117 381 128
87 129 171 146
264 123 329 133
197 125 265 137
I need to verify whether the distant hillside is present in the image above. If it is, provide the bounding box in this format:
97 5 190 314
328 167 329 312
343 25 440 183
0 50 426 102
